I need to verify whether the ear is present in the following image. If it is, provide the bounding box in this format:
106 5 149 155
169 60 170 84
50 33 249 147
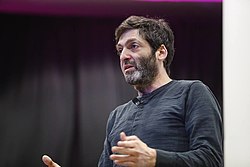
155 44 168 61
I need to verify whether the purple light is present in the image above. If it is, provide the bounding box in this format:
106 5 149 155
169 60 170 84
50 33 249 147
136 0 222 2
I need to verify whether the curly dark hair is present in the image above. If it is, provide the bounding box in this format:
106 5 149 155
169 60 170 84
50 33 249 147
115 15 175 76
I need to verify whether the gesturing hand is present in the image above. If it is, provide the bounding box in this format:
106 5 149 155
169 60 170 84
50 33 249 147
42 155 61 167
110 132 156 167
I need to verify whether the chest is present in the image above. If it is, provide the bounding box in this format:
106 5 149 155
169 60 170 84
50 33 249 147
108 97 189 151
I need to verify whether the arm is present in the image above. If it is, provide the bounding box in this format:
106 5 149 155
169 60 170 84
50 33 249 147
98 137 113 167
98 110 116 167
156 82 223 167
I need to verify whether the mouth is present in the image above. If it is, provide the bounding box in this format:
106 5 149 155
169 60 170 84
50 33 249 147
124 64 135 73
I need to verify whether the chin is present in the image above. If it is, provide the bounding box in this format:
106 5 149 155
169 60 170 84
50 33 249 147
124 71 142 84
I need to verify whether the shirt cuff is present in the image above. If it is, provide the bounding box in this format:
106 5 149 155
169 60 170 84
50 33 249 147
155 149 179 167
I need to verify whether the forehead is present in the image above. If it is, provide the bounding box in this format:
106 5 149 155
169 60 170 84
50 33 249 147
117 29 145 46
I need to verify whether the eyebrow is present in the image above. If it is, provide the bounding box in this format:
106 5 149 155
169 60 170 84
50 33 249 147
116 38 140 49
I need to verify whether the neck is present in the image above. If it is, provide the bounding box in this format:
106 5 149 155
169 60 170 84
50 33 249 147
134 70 172 96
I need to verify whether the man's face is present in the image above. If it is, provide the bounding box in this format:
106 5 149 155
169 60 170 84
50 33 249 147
116 29 158 86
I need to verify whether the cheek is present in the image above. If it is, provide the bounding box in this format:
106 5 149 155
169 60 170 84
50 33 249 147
120 60 122 69
120 61 125 73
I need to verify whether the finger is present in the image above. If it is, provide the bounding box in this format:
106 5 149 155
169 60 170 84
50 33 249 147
110 153 135 164
120 132 127 141
114 160 135 167
112 146 135 156
123 135 139 141
117 139 140 148
42 155 60 167
112 146 127 154
110 153 130 160
110 155 135 166
120 132 139 143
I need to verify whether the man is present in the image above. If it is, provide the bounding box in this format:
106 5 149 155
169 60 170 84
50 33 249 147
43 15 223 167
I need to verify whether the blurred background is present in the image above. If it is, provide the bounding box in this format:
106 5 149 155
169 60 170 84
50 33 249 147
0 0 222 166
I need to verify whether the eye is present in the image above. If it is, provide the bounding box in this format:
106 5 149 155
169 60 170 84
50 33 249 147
130 42 139 51
116 47 123 56
131 43 139 49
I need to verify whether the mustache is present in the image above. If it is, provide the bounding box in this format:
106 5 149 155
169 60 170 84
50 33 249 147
124 59 137 67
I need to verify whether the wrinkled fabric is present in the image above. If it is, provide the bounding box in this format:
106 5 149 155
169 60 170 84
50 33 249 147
98 80 223 167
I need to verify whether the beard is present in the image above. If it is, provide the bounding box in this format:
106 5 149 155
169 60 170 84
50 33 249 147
124 53 158 87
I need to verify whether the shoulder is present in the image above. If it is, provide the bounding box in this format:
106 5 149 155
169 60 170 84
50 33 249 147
179 80 214 97
172 80 209 93
169 80 217 103
111 100 133 115
163 80 205 96
173 79 204 87
107 100 133 123
178 80 221 111
106 101 133 134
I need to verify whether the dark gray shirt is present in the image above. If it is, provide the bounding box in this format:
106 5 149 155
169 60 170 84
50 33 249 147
98 80 223 167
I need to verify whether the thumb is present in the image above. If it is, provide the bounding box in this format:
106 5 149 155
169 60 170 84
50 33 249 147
42 155 60 167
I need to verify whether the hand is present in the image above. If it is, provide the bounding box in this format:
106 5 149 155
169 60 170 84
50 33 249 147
42 155 61 167
110 132 156 167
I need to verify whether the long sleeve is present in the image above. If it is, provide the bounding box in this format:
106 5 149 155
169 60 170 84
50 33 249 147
155 82 223 167
98 110 116 167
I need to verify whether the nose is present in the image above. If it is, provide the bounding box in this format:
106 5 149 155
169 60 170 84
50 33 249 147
120 48 132 61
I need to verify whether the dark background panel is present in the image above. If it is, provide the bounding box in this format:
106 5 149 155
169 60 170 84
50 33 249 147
0 2 222 166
